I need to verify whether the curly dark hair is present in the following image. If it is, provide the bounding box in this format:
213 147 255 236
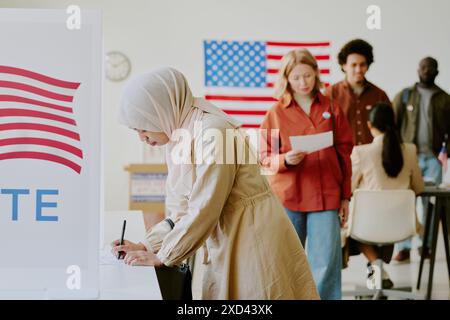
338 39 374 71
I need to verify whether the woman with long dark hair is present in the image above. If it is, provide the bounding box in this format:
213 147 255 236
349 102 424 288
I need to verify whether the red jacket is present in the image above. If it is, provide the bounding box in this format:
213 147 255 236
260 92 354 212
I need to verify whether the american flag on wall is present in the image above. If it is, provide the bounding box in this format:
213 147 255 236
0 65 83 174
203 40 331 128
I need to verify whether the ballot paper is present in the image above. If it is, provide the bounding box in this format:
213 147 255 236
100 248 125 266
289 131 333 153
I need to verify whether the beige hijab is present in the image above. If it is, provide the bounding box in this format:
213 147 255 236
119 67 240 192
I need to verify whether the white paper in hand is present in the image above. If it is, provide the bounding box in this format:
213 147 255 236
289 131 333 153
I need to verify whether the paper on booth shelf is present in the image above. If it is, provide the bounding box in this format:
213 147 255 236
100 248 125 266
289 131 333 153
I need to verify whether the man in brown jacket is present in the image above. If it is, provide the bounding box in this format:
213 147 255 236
326 39 390 146
392 57 450 262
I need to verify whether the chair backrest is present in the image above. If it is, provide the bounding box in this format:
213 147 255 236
443 159 450 186
101 210 146 249
348 190 416 245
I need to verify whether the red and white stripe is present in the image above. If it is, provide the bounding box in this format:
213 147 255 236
205 41 331 128
0 65 82 173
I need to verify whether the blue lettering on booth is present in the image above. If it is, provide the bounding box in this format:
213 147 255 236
1 189 30 221
36 189 59 222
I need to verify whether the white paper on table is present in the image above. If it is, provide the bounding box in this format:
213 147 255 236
289 131 333 153
100 248 125 266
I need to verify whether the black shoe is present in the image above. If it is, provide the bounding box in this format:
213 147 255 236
393 249 410 264
367 262 394 290
382 278 394 289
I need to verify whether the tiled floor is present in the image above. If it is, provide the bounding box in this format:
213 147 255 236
191 229 449 300
342 230 450 300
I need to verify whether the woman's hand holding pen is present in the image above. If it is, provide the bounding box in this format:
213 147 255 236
111 239 146 257
285 150 307 166
111 239 162 266
124 250 163 267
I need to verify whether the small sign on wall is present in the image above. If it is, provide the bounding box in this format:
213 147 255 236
125 164 168 212
131 172 166 202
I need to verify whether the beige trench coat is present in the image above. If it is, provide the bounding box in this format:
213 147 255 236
143 113 319 300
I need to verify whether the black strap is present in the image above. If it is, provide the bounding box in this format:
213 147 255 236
401 87 411 105
329 85 337 149
397 88 410 129
165 218 175 230
329 86 347 200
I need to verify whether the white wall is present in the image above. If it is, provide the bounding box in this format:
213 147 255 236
2 0 450 211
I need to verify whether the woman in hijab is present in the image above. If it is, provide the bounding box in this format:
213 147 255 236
111 67 319 300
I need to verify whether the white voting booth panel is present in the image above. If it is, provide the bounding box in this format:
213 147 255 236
0 9 101 298
100 210 162 300
99 261 162 300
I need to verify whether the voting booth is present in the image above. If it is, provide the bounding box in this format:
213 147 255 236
0 9 102 298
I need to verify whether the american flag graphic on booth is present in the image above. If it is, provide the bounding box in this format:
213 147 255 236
204 40 331 128
0 65 83 174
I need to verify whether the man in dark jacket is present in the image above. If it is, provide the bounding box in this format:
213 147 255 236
392 57 450 262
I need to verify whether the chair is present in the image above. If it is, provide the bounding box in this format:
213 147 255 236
342 190 425 300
